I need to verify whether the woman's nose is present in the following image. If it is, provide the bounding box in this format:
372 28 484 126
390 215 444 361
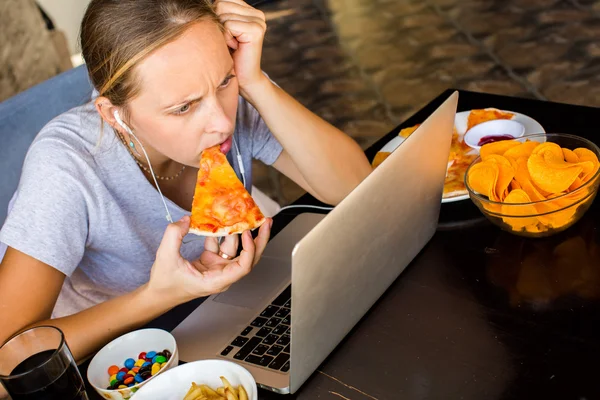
204 97 233 134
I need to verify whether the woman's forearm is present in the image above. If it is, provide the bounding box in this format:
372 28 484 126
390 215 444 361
242 78 372 205
27 283 174 363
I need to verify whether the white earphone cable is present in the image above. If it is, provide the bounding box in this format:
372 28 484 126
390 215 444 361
130 135 174 224
275 204 334 214
233 135 246 188
114 111 174 223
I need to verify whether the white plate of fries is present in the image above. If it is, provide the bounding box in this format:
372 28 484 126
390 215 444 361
130 359 257 400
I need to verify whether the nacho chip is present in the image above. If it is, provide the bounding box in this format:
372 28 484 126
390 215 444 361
371 152 391 168
467 108 515 131
399 124 420 138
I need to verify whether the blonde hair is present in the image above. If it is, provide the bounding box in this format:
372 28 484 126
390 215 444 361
81 0 223 118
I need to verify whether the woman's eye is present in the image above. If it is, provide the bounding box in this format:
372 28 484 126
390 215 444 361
220 75 234 88
175 103 191 115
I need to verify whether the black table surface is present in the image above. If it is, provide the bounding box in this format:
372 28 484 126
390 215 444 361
82 89 600 400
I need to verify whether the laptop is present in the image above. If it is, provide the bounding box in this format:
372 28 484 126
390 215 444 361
171 91 458 394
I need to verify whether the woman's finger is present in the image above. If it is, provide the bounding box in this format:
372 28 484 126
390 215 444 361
220 14 266 32
201 231 255 289
215 0 264 19
223 19 266 44
224 29 238 50
155 216 190 260
236 230 256 269
204 236 220 253
219 234 239 259
253 219 272 266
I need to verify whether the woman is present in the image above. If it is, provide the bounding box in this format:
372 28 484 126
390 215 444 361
0 0 370 365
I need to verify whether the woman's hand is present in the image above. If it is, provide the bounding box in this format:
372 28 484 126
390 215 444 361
215 0 268 94
148 215 272 305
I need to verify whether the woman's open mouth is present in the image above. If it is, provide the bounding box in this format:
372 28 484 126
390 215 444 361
220 136 233 154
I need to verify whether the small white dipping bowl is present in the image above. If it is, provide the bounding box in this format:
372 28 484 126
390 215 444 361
130 359 258 400
87 328 179 400
464 119 525 151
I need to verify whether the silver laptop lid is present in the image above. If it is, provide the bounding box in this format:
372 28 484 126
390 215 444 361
289 91 458 392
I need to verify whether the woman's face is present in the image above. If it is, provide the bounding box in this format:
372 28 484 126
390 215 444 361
126 20 238 166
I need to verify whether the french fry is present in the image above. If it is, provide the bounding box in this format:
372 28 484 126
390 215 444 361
184 384 197 398
224 388 238 400
183 386 204 400
200 384 223 400
220 377 235 393
183 377 243 400
200 385 220 396
238 385 248 400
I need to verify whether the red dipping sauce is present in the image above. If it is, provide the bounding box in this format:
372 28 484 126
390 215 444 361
478 134 515 146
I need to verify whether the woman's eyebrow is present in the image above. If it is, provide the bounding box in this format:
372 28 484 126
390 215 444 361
163 65 236 111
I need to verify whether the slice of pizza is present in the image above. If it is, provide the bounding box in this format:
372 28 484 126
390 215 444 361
189 145 266 236
467 108 514 131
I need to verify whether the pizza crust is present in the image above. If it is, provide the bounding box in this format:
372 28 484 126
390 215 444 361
189 216 267 237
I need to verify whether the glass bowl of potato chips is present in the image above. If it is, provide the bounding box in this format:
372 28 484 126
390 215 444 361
465 133 600 237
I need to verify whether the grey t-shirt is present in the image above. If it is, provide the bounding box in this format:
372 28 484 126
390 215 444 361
0 96 283 318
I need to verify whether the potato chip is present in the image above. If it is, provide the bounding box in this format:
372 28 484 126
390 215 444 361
513 158 546 201
485 155 515 201
501 189 539 230
480 140 520 160
468 137 599 236
527 153 583 193
531 142 564 160
563 148 579 163
569 177 583 192
503 140 540 160
467 161 499 199
543 192 578 229
574 147 600 182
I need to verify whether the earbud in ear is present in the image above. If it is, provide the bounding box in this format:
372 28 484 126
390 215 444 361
113 110 133 135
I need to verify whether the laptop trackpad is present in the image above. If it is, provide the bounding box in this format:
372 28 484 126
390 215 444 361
213 256 290 309
212 212 326 309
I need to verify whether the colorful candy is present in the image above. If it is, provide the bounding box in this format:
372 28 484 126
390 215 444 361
105 349 172 390
108 365 119 376
124 358 135 370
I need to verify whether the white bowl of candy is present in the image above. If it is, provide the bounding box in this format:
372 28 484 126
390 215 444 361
87 328 179 400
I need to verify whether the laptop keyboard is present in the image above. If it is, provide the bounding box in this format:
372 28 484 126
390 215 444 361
219 285 291 372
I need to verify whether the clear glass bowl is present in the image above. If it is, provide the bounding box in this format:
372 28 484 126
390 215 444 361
465 133 600 238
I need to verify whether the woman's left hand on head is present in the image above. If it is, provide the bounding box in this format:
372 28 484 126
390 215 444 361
215 0 267 91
